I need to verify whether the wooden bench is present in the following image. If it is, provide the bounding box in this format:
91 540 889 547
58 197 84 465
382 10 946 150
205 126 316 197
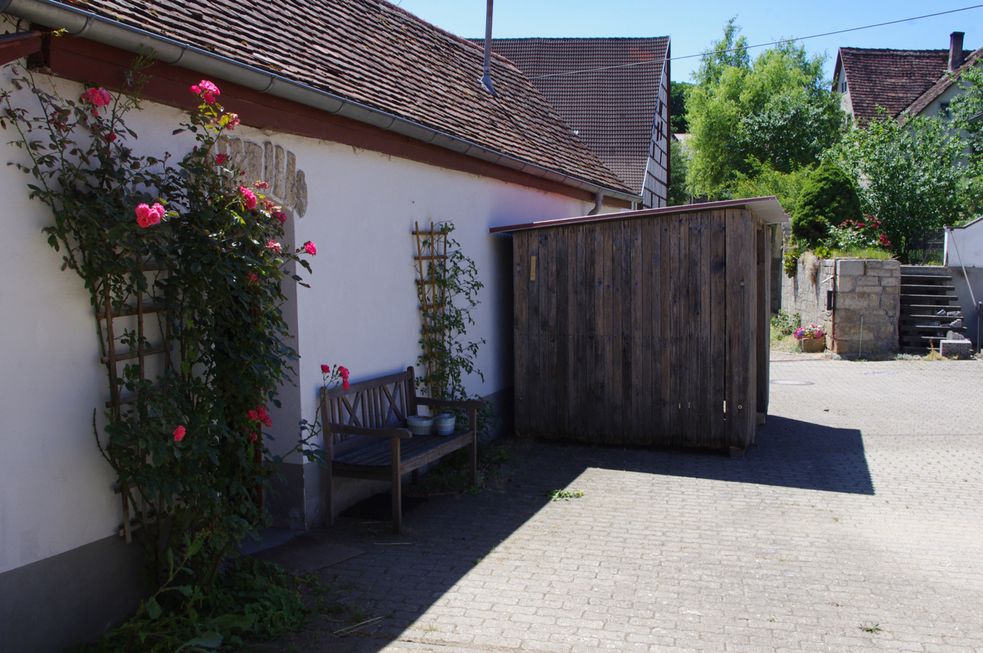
321 366 482 533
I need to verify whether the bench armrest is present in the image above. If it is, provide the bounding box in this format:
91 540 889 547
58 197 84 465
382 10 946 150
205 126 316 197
416 397 484 411
327 423 413 439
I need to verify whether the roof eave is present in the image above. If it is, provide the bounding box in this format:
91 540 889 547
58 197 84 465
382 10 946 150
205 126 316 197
491 196 789 234
0 0 637 202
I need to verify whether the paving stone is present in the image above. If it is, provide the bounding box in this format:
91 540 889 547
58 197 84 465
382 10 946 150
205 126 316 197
268 357 983 653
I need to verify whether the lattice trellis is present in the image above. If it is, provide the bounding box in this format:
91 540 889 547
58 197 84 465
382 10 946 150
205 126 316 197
96 260 172 543
413 221 448 392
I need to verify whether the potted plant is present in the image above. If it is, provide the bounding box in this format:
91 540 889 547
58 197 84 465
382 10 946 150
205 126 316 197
794 323 827 353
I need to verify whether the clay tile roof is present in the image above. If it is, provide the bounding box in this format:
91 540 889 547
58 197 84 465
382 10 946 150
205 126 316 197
47 0 631 195
837 47 973 126
903 48 983 120
486 37 670 195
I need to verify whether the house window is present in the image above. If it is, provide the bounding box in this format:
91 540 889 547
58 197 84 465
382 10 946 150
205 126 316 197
839 78 847 93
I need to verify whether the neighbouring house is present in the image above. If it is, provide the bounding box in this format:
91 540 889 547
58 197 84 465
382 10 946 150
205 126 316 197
0 1 635 649
486 37 672 208
833 31 980 126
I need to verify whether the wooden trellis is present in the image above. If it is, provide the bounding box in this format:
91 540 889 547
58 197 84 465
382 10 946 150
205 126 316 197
96 260 171 543
413 221 448 388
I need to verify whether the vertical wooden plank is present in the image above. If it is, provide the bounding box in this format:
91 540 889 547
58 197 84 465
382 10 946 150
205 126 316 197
629 218 648 444
744 219 759 446
658 213 673 443
512 235 528 437
756 223 771 425
708 213 728 447
694 213 713 446
725 209 755 449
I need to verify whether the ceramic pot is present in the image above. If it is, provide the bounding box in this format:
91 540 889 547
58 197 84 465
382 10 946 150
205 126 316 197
406 415 433 436
433 413 456 436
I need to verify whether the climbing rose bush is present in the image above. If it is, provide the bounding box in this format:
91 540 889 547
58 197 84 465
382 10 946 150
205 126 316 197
1 70 319 632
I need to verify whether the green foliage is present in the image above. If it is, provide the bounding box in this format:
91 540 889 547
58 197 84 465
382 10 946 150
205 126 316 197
2 67 315 646
770 310 801 337
669 81 692 134
668 139 690 205
693 17 749 86
831 112 968 262
951 64 983 216
732 161 812 214
78 558 310 652
548 489 585 501
417 222 485 402
685 21 843 199
791 160 861 245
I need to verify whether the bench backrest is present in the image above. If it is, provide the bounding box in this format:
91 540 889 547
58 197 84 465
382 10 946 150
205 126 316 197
320 366 418 454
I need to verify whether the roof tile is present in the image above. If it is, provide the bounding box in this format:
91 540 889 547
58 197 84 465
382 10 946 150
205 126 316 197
46 0 630 193
838 47 973 126
487 37 670 195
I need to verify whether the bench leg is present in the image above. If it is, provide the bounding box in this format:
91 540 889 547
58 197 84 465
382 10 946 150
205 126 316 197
470 438 478 489
391 436 402 534
469 408 478 489
326 462 335 527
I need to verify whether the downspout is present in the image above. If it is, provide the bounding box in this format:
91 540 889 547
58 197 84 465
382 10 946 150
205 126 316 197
0 0 637 204
588 191 604 216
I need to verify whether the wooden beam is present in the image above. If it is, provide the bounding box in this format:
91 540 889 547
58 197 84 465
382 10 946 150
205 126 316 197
0 31 43 67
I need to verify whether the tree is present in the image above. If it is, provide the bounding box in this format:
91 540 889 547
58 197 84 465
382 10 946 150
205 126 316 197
832 113 968 262
669 81 692 134
667 139 690 205
950 64 983 217
685 23 843 199
791 160 862 245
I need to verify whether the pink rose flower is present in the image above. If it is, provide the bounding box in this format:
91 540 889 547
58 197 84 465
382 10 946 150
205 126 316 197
238 186 258 210
266 240 282 254
80 87 112 109
247 272 259 284
172 425 186 442
254 180 270 190
303 241 317 256
135 202 166 229
190 79 220 105
225 113 240 130
273 210 287 224
215 153 229 165
321 364 330 374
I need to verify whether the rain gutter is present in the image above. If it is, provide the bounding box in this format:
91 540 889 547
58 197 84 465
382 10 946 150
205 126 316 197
0 0 638 204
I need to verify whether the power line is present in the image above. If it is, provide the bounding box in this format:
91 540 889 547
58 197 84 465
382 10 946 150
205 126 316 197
529 4 983 80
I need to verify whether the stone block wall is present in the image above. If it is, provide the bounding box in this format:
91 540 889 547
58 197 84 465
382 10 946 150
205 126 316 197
830 259 900 358
781 257 900 358
782 253 833 333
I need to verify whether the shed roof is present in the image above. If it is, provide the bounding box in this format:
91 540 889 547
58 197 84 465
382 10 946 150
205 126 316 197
486 37 670 195
835 46 972 125
490 197 789 234
13 0 632 197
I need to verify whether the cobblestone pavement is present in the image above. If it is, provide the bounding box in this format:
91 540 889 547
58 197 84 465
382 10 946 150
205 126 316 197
270 357 983 652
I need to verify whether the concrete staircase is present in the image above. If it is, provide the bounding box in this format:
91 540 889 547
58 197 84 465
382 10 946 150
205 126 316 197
899 265 965 354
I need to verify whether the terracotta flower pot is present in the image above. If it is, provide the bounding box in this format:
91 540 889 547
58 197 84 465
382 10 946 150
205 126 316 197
799 337 826 353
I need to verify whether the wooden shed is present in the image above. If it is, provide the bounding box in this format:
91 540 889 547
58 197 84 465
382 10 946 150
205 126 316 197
490 197 788 452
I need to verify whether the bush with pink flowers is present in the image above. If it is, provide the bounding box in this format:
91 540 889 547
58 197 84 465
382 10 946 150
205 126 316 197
2 68 319 648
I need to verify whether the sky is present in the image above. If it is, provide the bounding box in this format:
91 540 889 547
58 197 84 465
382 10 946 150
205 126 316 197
393 1 983 83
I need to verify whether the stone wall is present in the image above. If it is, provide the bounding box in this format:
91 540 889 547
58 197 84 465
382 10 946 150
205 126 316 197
782 253 833 331
782 257 900 358
831 259 900 358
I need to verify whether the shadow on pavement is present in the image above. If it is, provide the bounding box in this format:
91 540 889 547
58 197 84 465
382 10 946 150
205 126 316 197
260 416 872 651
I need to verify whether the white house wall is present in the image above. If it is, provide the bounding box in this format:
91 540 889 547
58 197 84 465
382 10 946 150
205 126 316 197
0 62 601 576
